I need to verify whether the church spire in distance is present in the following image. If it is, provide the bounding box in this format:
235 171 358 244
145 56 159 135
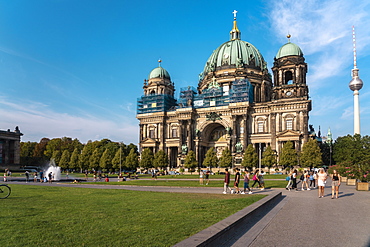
230 10 241 41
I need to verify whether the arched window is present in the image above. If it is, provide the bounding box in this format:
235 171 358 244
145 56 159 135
285 71 293 85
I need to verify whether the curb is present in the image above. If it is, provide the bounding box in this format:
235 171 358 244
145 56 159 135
174 191 283 247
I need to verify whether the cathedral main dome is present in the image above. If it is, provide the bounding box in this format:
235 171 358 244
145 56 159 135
201 39 268 76
198 13 270 93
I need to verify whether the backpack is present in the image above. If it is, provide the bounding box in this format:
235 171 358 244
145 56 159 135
286 176 291 181
300 174 304 180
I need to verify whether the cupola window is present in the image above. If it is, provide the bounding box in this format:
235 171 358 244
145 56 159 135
285 71 293 85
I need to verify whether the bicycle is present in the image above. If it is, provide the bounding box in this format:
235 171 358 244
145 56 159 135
0 184 11 199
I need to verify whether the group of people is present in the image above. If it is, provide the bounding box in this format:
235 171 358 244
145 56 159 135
223 168 265 194
199 170 211 185
286 168 341 199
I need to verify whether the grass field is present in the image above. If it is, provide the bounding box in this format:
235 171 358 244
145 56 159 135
87 179 288 188
1 184 266 247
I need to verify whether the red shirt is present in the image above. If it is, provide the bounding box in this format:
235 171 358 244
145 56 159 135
224 172 230 184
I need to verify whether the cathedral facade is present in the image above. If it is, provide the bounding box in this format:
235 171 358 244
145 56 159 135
137 14 311 168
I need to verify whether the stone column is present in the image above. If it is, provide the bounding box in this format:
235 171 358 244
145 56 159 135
270 113 276 150
187 120 192 151
178 120 183 154
231 115 237 153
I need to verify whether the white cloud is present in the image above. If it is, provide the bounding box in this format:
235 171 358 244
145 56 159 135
269 0 370 89
0 97 138 144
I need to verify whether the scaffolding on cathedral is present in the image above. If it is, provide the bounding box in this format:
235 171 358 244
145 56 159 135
137 79 254 114
137 94 177 114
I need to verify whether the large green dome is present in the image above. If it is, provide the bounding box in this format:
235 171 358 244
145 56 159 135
201 39 268 77
276 42 303 59
149 66 170 80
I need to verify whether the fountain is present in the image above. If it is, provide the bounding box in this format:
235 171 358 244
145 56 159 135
45 159 62 181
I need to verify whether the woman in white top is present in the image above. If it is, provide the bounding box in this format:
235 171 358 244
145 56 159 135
317 168 327 198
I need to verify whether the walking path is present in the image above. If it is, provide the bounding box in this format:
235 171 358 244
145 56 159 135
4 178 370 247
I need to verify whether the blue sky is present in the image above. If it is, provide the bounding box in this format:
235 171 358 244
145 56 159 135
1 0 369 144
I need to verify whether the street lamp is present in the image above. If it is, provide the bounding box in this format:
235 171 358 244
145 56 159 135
119 142 122 175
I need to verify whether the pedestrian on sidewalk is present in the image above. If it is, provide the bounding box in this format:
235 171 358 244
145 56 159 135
317 168 327 198
25 171 29 183
330 169 341 199
286 171 292 190
259 171 265 190
251 170 261 189
309 171 315 188
223 168 231 194
232 168 241 194
205 170 210 185
199 171 204 185
292 169 298 190
301 170 310 190
242 170 252 194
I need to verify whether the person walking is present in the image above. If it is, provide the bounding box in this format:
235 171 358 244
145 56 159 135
233 168 241 194
330 169 341 199
199 171 204 185
33 172 38 182
259 170 265 190
223 168 231 194
313 171 318 188
48 172 53 183
301 170 310 190
286 171 293 191
205 170 210 185
25 170 29 183
309 171 315 188
241 170 252 194
251 170 261 189
291 169 298 190
317 168 327 198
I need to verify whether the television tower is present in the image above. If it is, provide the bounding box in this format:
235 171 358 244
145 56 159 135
349 26 363 135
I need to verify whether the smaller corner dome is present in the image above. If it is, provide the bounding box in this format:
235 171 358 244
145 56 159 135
148 66 171 80
276 42 303 59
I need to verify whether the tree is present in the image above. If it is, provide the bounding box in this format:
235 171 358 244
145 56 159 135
79 141 94 172
33 138 50 165
140 148 154 170
112 147 126 171
20 141 37 166
184 150 198 174
51 150 62 166
241 144 258 170
125 148 139 171
300 139 322 168
262 146 277 169
89 148 101 170
100 148 114 171
333 134 369 164
69 148 80 170
153 150 168 170
202 147 218 171
59 150 70 170
219 147 232 168
44 138 62 159
279 141 297 168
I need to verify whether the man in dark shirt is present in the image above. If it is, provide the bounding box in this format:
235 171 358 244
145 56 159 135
223 168 231 194
233 168 241 194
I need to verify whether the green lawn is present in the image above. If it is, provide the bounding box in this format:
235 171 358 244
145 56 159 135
1 184 266 247
87 178 288 188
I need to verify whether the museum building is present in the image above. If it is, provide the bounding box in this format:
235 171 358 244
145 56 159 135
0 126 23 169
136 14 311 167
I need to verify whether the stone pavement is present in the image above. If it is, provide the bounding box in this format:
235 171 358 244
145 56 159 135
4 178 370 247
230 182 370 247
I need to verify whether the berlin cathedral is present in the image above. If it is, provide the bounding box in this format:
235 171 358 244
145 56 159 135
137 12 311 168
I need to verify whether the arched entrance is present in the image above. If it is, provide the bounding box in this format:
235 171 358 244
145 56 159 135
198 122 230 166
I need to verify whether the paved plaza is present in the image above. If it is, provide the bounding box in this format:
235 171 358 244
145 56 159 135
4 178 370 247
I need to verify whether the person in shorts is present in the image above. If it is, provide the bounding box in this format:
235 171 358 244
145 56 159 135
232 168 241 194
242 170 252 194
330 169 341 199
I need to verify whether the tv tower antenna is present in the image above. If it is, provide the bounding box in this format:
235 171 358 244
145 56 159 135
349 26 363 135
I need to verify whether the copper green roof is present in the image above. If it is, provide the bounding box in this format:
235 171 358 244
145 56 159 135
276 42 303 59
149 66 171 80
